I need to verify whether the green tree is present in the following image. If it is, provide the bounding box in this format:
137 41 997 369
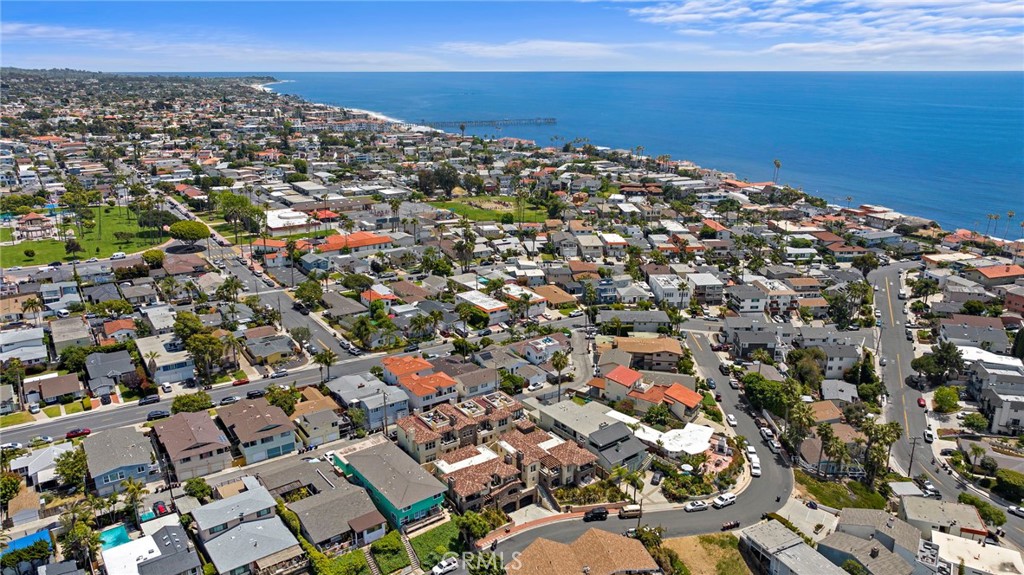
852 253 880 278
289 326 312 349
842 559 869 575
121 476 149 528
931 341 965 381
643 404 673 427
173 311 206 342
55 446 88 489
141 248 164 267
0 473 21 521
64 238 83 259
933 387 960 413
183 477 212 502
313 349 339 381
454 510 492 542
963 413 990 433
61 521 101 566
184 334 224 387
168 220 210 247
551 350 570 399
958 492 1006 526
742 372 785 414
265 386 297 416
171 391 213 413
996 468 1024 502
294 279 323 309
58 345 90 374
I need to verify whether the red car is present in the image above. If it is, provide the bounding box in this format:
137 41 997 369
715 393 723 402
232 379 250 387
918 397 927 408
65 428 91 440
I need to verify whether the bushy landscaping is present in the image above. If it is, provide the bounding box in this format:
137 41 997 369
410 522 464 569
554 479 630 505
370 531 410 575
428 196 549 223
795 471 886 510
329 551 370 575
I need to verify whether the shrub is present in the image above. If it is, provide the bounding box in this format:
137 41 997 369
996 468 1024 502
81 397 91 412
958 492 1006 526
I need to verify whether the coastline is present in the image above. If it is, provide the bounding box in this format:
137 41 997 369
254 80 439 132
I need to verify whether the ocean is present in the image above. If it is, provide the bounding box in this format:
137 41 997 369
263 72 1023 233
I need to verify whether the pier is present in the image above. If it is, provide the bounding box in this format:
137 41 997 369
421 118 556 129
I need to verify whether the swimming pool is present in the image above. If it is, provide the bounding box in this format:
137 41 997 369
139 511 155 523
99 526 130 550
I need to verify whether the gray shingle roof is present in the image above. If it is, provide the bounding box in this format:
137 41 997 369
286 483 382 545
83 427 152 477
344 441 446 510
202 517 299 574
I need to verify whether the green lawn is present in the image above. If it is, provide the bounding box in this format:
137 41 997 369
1 207 163 267
795 471 886 509
0 412 34 427
429 196 549 223
63 401 84 415
42 405 62 418
330 551 370 575
371 531 411 575
410 522 464 569
0 227 12 242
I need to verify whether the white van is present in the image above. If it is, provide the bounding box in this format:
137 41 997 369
111 252 127 260
618 504 643 519
55 309 70 318
712 493 737 508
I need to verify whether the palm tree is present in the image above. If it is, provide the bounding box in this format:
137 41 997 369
428 310 444 335
388 198 402 232
144 350 160 375
968 444 986 471
285 238 299 286
159 276 179 302
121 477 149 528
551 350 570 399
751 349 773 374
223 334 243 369
1005 210 1015 239
605 316 623 337
220 276 245 302
816 423 834 477
313 349 339 382
21 297 44 326
410 313 434 340
772 159 782 184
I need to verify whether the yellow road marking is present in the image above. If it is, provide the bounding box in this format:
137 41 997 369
903 398 909 431
317 338 328 350
897 353 904 389
885 279 896 326
691 333 703 352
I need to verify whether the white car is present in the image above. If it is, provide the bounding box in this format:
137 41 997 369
923 429 935 443
726 414 738 426
746 445 757 457
750 461 762 477
760 427 775 441
683 500 708 512
0 442 23 451
161 383 173 393
432 557 459 575
31 436 54 444
527 381 544 392
1009 506 1024 518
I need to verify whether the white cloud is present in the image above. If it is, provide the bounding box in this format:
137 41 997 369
439 39 625 59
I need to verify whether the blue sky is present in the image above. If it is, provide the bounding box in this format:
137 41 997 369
3 1 1022 71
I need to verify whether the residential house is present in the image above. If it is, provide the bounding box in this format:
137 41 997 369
135 334 196 385
101 319 137 343
0 384 16 415
517 333 569 366
292 387 349 447
507 528 659 575
940 316 1010 355
898 497 988 541
434 444 532 513
821 379 860 408
326 373 410 432
648 274 688 307
82 284 121 305
22 373 84 405
381 354 434 385
500 284 547 319
931 531 1024 575
834 508 923 573
495 425 598 494
218 399 296 464
50 317 94 355
100 525 201 575
242 335 296 365
395 392 524 463
816 533 913 575
964 264 1024 288
152 412 233 481
121 284 159 307
453 368 499 399
334 440 447 528
286 481 386 553
83 427 156 496
818 344 862 379
455 289 510 326
739 521 805 575
10 443 75 489
613 336 683 371
191 477 305 575
85 350 137 397
595 310 672 333
0 327 47 366
687 273 725 305
528 400 648 472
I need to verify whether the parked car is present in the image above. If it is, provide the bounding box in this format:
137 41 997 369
146 410 171 422
715 393 723 402
138 395 161 406
432 557 459 575
477 328 492 337
726 414 738 426
270 370 288 379
712 493 737 509
918 397 927 408
651 471 664 486
219 396 241 406
569 309 584 318
527 381 544 392
232 379 250 386
923 429 935 443
729 379 741 389
707 379 717 389
65 428 91 440
28 402 40 414
583 507 609 522
1008 506 1024 518
750 461 762 477
152 501 169 516
246 389 266 399
718 363 731 376
684 500 708 512
404 344 420 353
0 442 23 451
760 428 775 441
160 384 173 393
31 436 53 444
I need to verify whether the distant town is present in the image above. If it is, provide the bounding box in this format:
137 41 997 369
1 68 1023 575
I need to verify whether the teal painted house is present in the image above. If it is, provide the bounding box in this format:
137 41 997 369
333 441 446 529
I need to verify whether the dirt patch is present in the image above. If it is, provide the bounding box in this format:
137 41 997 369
664 534 752 575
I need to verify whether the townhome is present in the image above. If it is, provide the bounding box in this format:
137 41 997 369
333 440 447 528
291 387 349 447
0 327 47 366
152 412 233 481
727 284 767 315
50 317 94 354
576 234 605 260
83 427 156 496
753 278 801 315
598 232 628 258
939 315 1010 354
648 274 688 307
191 477 305 575
381 354 434 385
687 273 725 305
134 334 196 385
395 392 524 463
500 284 548 318
818 344 863 379
495 424 598 494
434 444 529 513
217 398 296 464
595 310 672 333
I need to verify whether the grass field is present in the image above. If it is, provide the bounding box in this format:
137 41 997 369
1 207 163 267
410 522 463 569
794 470 886 509
64 401 84 415
0 227 13 242
330 551 369 575
0 412 34 427
429 195 549 223
43 405 62 418
665 534 748 575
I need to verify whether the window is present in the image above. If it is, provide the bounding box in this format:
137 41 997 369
137 466 146 473
256 508 272 518
210 523 227 534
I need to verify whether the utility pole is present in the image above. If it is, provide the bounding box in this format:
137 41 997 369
908 437 921 477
